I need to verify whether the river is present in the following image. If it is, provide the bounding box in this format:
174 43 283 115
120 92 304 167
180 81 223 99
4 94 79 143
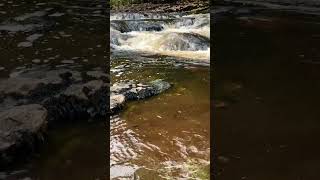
110 13 211 179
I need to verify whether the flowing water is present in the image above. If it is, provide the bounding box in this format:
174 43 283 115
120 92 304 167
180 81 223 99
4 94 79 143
110 13 211 179
0 0 106 179
214 8 320 180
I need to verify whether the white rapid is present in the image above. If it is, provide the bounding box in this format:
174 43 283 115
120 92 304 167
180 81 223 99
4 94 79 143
110 13 210 63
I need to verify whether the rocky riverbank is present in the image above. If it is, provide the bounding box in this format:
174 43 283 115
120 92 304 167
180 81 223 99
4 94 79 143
0 65 171 170
111 0 209 13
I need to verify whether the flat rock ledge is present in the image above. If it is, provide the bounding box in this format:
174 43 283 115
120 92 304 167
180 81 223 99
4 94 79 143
0 66 171 167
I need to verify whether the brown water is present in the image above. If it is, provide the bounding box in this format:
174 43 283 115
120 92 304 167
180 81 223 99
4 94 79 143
110 34 211 180
214 9 320 180
110 58 211 179
0 0 107 179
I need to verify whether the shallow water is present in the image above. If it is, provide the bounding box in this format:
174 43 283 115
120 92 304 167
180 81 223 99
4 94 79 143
214 9 320 180
110 13 210 179
0 0 106 179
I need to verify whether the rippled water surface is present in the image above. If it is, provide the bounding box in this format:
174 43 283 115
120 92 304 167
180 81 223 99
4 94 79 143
110 13 210 179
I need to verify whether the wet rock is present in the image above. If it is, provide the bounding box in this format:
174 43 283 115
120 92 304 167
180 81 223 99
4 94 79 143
110 79 171 113
110 20 130 33
31 59 41 64
86 70 109 81
111 82 132 94
14 11 47 22
0 65 170 166
44 80 109 122
0 66 109 166
0 67 81 100
26 33 43 42
111 20 164 33
110 94 125 113
0 104 47 167
18 34 43 47
17 42 33 48
158 32 210 51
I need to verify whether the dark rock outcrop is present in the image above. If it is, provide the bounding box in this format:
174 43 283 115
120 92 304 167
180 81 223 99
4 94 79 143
110 79 171 113
0 66 107 167
44 80 109 122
